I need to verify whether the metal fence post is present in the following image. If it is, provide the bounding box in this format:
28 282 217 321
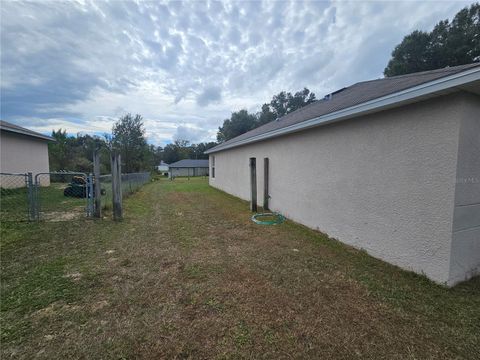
26 172 36 221
111 152 123 221
34 174 40 220
93 151 102 218
87 174 94 217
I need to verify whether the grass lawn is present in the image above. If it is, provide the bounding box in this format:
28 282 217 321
1 178 479 359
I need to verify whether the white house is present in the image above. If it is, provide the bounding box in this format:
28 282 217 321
156 161 169 174
206 63 480 286
0 120 54 187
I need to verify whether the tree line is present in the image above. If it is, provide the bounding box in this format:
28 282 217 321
48 88 317 174
48 114 216 174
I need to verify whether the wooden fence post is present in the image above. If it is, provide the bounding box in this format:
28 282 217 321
263 157 269 210
250 158 257 212
111 152 123 221
93 150 102 218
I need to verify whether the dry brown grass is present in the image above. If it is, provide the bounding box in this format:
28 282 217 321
1 177 479 359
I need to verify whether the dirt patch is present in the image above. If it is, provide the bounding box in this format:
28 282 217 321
91 300 109 312
41 207 85 222
64 272 82 281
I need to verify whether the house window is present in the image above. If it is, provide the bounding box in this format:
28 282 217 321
211 156 215 178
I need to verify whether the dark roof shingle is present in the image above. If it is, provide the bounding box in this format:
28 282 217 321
208 63 480 153
169 159 209 168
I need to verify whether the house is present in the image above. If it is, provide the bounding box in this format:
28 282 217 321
168 159 209 177
156 161 169 174
205 63 480 286
0 120 54 187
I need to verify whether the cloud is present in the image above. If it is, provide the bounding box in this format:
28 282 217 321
196 86 222 107
0 0 473 146
174 125 212 143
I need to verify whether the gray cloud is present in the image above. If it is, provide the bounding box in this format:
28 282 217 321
174 125 212 143
0 0 472 145
196 86 222 107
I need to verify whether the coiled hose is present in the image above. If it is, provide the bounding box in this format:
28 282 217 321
251 212 285 225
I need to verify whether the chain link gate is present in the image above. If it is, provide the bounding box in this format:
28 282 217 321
33 172 94 221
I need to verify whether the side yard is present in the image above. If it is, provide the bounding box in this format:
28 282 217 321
1 178 479 359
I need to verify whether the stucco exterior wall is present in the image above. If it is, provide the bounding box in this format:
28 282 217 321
0 131 51 187
209 93 476 285
170 167 209 177
449 93 480 285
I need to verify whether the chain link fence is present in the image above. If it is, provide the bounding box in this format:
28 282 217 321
99 172 150 210
0 173 32 221
1 171 150 221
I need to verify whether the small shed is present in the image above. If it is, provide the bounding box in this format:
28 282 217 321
168 159 209 178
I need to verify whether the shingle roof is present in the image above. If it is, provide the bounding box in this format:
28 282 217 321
0 120 54 141
168 159 209 168
207 63 480 154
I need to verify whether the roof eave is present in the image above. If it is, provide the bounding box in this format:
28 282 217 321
205 66 480 154
0 127 55 142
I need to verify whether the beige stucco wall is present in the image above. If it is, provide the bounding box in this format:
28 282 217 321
0 131 50 187
209 93 478 285
449 93 480 285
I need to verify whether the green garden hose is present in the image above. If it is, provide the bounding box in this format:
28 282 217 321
251 212 285 225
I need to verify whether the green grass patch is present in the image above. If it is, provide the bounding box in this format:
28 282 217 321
1 257 80 314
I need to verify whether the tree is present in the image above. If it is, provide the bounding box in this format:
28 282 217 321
49 129 70 170
384 3 480 76
48 130 111 172
217 109 258 142
268 88 316 119
112 113 150 172
216 88 316 142
162 140 190 164
257 103 277 126
188 142 217 159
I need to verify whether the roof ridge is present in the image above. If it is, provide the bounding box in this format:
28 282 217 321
370 62 480 83
353 63 480 87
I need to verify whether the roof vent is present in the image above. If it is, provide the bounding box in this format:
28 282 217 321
323 87 347 101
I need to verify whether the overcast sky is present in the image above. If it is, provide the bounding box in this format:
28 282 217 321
0 0 473 146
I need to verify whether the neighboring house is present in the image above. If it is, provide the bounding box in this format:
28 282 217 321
1 120 54 188
169 159 209 177
206 63 480 286
156 161 169 173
